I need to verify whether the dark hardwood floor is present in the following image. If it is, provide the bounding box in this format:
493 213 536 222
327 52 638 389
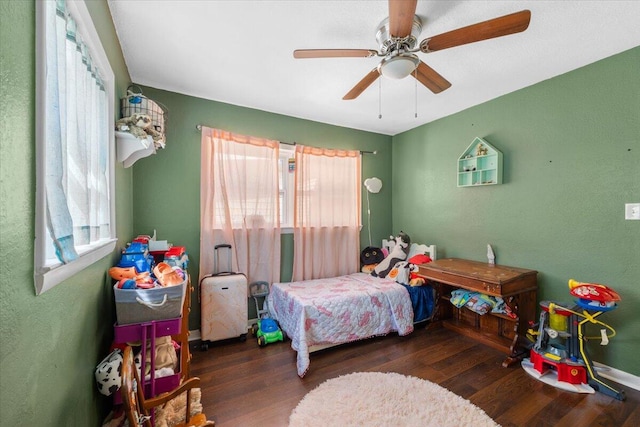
190 326 639 427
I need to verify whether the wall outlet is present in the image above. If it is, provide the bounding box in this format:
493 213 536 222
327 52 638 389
625 203 640 220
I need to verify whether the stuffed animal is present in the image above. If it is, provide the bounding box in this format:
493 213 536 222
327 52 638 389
144 125 166 149
407 253 432 286
409 274 426 287
361 264 378 274
360 246 384 273
95 349 143 396
388 261 412 285
95 349 123 396
115 113 153 139
372 232 410 278
476 143 489 156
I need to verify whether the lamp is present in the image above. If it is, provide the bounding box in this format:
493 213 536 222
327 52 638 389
364 177 382 193
379 55 420 80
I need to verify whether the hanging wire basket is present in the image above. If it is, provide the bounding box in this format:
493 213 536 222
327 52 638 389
120 84 168 148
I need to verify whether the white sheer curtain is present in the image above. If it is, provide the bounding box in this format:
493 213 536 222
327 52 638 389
45 0 110 263
200 127 281 285
292 145 362 281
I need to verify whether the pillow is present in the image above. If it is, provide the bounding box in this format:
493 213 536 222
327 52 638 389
450 289 473 308
409 253 432 265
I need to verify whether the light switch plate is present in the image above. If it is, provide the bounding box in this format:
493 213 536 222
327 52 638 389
625 203 640 220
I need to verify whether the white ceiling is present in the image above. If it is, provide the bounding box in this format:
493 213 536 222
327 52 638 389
107 1 640 136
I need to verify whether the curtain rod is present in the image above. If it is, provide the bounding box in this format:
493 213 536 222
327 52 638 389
196 124 376 155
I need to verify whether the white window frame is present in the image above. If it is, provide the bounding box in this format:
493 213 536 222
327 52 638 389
34 0 117 295
279 145 295 233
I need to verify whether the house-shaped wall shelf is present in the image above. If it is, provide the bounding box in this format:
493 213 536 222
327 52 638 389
457 137 503 187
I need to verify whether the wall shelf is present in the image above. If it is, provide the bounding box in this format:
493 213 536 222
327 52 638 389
457 137 503 187
116 131 156 168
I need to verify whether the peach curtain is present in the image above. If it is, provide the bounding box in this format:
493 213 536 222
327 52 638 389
292 145 362 281
200 127 281 285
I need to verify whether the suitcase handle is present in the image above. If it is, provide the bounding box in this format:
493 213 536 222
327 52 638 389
135 294 168 308
213 243 234 275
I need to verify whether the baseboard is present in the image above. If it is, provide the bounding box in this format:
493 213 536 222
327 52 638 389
593 361 640 392
187 328 638 391
189 326 252 343
188 329 201 342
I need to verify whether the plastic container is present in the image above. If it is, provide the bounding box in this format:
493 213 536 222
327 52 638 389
114 279 186 325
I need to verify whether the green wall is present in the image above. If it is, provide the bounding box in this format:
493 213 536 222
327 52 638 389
129 86 393 326
0 1 132 425
1 1 637 424
393 46 640 374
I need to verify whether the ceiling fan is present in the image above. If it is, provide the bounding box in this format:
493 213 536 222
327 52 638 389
293 0 531 100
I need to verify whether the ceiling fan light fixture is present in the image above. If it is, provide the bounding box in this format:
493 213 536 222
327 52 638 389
379 55 420 79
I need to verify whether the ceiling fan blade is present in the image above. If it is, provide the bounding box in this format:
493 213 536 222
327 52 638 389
420 10 531 53
294 49 378 59
414 61 451 94
343 68 380 100
388 0 418 38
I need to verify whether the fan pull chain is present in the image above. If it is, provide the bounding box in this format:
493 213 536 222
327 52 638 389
378 77 382 119
414 69 418 118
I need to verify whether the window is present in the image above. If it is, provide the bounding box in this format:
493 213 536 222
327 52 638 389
279 145 295 230
34 0 116 295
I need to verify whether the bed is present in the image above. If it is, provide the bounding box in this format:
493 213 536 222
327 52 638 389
267 243 436 377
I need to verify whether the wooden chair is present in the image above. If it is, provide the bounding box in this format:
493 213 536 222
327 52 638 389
121 346 214 427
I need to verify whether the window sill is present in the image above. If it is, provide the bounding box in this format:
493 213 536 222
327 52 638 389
34 238 117 295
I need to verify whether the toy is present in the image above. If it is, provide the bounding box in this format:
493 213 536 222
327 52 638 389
372 232 410 278
115 113 153 139
95 349 124 396
249 281 284 346
388 261 410 284
361 246 384 273
522 279 625 400
407 253 432 286
409 274 426 287
153 262 184 287
476 143 488 156
361 263 378 274
116 241 155 274
95 349 143 397
252 317 285 347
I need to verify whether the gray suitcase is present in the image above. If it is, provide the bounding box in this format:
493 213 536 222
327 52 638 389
199 244 248 350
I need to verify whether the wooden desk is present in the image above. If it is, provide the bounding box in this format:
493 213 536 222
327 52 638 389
418 258 537 367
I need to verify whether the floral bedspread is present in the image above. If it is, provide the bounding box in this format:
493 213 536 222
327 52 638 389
267 273 414 377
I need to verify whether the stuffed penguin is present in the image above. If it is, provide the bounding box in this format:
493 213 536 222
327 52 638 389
371 232 410 278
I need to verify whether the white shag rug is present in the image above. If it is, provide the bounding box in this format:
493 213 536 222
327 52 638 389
289 372 500 427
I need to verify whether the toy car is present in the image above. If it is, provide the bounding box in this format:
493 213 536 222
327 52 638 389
251 317 284 347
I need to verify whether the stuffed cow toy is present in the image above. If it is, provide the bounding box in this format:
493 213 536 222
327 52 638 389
371 232 410 278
